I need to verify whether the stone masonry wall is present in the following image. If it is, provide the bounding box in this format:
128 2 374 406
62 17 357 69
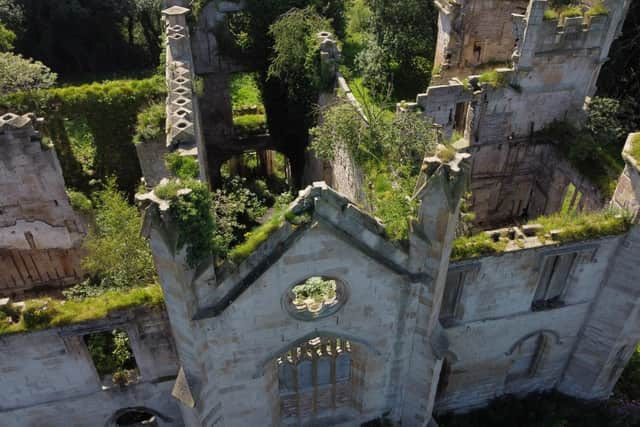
0 307 182 427
437 234 623 412
0 113 85 297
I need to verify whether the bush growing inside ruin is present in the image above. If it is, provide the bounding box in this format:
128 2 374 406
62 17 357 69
67 190 93 215
165 153 200 180
134 101 165 145
82 178 156 289
310 101 437 241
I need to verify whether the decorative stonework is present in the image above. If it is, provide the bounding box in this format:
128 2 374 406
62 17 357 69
284 276 347 321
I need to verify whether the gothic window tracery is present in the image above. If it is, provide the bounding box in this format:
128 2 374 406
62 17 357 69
276 337 352 420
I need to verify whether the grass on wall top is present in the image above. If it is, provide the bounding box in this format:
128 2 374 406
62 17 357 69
0 285 164 336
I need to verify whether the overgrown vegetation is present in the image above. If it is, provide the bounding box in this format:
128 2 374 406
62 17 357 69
437 391 640 427
67 190 93 215
358 0 438 99
227 192 297 264
0 51 56 94
292 277 337 303
1 0 163 77
85 330 137 384
156 179 216 267
544 2 608 21
81 179 156 291
0 285 163 335
310 100 438 241
537 117 624 198
533 209 633 244
233 113 268 135
165 153 200 180
451 233 508 261
478 70 507 88
0 76 165 195
451 209 633 261
133 101 165 145
628 134 640 164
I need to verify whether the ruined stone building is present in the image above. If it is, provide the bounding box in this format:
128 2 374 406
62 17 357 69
0 113 85 298
2 1 640 427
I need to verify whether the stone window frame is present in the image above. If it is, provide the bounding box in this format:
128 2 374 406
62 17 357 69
60 322 143 390
440 262 480 327
530 243 598 312
505 329 561 384
282 275 349 322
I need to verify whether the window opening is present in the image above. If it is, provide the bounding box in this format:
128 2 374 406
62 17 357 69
277 337 352 420
115 410 158 427
532 253 576 311
84 329 139 387
440 270 465 325
454 102 469 133
507 333 547 382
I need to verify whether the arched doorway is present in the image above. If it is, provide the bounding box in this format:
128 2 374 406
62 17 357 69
107 407 166 427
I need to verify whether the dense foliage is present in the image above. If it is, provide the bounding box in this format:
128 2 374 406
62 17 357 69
0 52 57 94
81 179 156 290
1 0 162 76
134 101 165 145
0 76 165 195
353 0 438 99
85 330 137 379
311 101 437 240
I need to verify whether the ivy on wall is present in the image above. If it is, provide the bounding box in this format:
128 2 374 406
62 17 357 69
0 76 165 196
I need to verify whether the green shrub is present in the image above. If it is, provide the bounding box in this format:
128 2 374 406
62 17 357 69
451 233 507 260
544 9 559 20
228 193 296 264
478 70 506 88
0 52 57 94
165 152 200 180
134 102 165 145
67 190 93 214
233 113 268 135
211 177 271 256
22 301 57 330
159 180 216 267
560 6 583 20
311 101 438 241
0 22 16 52
231 72 263 111
82 178 156 289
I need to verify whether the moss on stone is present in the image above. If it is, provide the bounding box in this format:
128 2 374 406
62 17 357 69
0 285 164 336
451 233 507 260
533 209 633 244
629 134 640 165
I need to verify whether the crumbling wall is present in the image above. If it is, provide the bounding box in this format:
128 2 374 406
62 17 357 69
0 113 85 297
432 0 528 82
437 229 638 413
0 307 182 427
469 140 602 229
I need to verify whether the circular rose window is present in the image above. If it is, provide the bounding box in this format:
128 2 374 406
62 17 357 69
284 276 347 320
